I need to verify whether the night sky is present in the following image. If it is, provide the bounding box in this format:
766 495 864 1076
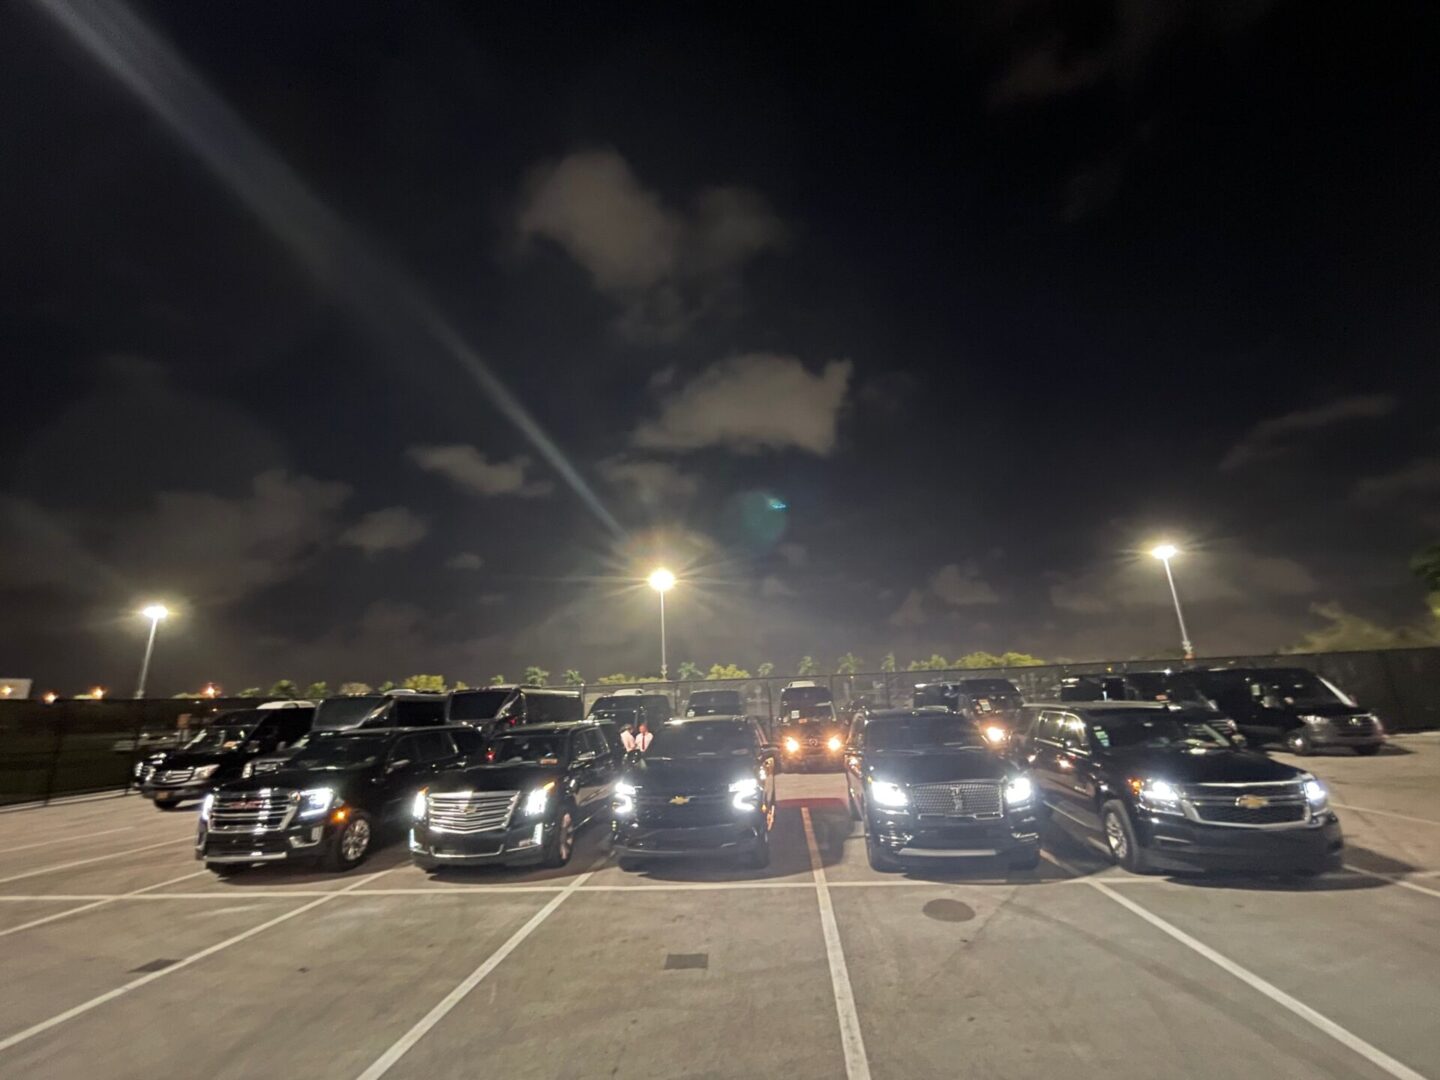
3 0 1437 693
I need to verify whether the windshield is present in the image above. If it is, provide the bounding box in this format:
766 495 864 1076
646 721 753 757
184 725 254 751
689 691 741 706
913 685 958 709
287 736 385 770
488 734 566 764
867 714 988 751
448 690 511 721
781 686 832 708
958 680 1021 699
1126 673 1212 707
1088 711 1231 750
314 697 386 728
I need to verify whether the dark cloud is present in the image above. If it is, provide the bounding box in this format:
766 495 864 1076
340 507 428 557
1220 394 1398 471
406 445 554 498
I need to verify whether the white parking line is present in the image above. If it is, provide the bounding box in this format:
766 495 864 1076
1052 856 1432 1080
0 838 190 885
1344 864 1440 901
1332 802 1440 827
0 826 137 856
354 871 592 1080
0 868 393 1056
0 870 208 939
801 807 871 1080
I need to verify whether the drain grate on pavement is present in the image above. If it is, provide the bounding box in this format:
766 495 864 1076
129 958 179 973
664 953 708 970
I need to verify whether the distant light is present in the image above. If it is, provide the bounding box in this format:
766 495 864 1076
1150 544 1178 561
43 691 58 704
202 683 219 698
91 687 106 699
768 498 788 511
0 685 11 697
140 604 170 621
647 568 676 593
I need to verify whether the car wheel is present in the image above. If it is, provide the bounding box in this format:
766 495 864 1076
207 862 247 878
1102 801 1150 874
155 798 184 811
1009 847 1041 872
1287 729 1314 755
745 825 771 869
542 807 575 868
324 811 373 872
1354 744 1381 756
864 822 900 873
617 855 645 873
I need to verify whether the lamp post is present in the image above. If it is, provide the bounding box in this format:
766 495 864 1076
647 569 676 680
1149 545 1194 661
135 604 170 699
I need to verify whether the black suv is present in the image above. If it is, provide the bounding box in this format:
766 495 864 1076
1193 667 1385 755
1054 672 1245 744
685 689 744 716
611 716 777 869
410 722 619 870
845 709 1041 872
196 725 482 875
137 704 315 809
446 685 584 733
1014 701 1342 875
912 679 1025 745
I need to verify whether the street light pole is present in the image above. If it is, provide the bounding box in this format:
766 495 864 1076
647 568 676 681
658 588 667 681
135 604 169 699
1150 546 1194 660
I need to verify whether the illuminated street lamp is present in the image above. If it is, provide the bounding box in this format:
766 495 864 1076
647 568 677 681
135 603 170 699
1149 545 1194 660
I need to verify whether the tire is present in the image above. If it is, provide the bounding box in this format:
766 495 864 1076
1009 846 1041 872
1287 729 1314 756
864 822 900 873
324 811 374 872
1102 801 1150 874
617 855 645 873
413 857 439 874
744 824 771 869
155 798 184 811
207 862 247 878
1354 744 1381 756
542 806 576 868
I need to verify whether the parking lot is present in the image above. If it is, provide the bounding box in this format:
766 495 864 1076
0 739 1436 1080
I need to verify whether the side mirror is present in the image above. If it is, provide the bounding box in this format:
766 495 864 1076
573 750 597 765
387 758 411 773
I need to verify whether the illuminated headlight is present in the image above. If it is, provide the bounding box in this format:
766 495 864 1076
1302 776 1328 812
199 793 214 822
870 779 909 809
1003 775 1033 807
614 780 636 816
1130 778 1184 816
1300 714 1328 727
729 778 761 810
826 735 843 752
411 788 428 821
298 787 335 819
784 737 801 754
525 782 554 816
192 764 219 780
983 725 1008 746
133 761 146 779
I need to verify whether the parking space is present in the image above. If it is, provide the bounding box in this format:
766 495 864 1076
0 739 1436 1079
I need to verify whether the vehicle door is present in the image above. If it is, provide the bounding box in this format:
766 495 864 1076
843 714 866 809
566 728 604 820
378 734 429 820
754 721 777 807
1020 710 1069 809
584 725 620 817
1054 714 1102 833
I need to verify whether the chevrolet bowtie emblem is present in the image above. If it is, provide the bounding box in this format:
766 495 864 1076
669 795 691 805
1235 794 1269 809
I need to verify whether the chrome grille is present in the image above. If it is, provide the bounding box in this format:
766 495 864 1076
210 790 294 833
1183 782 1308 828
910 781 1003 818
427 791 518 834
157 768 194 785
635 792 733 827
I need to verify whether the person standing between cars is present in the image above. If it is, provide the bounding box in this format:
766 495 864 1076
635 721 653 752
620 723 637 752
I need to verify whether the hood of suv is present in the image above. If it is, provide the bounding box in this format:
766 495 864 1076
150 748 244 769
624 755 755 795
218 765 368 798
431 763 565 795
864 749 1007 785
1102 745 1301 784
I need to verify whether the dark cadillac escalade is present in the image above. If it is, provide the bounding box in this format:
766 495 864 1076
846 709 1040 871
1014 701 1342 875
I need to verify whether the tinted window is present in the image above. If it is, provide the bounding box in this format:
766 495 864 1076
413 731 454 762
448 690 513 722
528 692 582 723
574 729 605 757
1036 710 1066 742
450 728 485 757
1061 716 1090 752
646 720 754 757
289 735 388 769
314 697 387 729
489 734 565 764
865 714 987 751
390 736 421 765
1087 711 1230 750
393 699 445 726
913 685 957 710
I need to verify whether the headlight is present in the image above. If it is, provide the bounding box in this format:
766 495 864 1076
1129 777 1184 816
298 787 335 819
869 779 908 808
1302 776 1328 812
614 780 636 816
826 735 843 752
1300 715 1328 727
133 761 146 779
983 725 1008 746
1003 775 1033 806
729 778 761 810
199 793 214 822
192 764 219 780
525 782 554 816
411 788 428 821
784 736 801 753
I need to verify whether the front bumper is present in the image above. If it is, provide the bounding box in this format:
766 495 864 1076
611 815 765 858
142 783 211 803
408 820 551 867
780 746 845 770
1305 722 1385 750
1136 810 1344 872
868 805 1041 861
195 820 336 864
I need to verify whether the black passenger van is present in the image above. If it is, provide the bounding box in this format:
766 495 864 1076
137 703 316 809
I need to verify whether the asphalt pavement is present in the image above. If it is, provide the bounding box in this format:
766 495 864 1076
0 737 1437 1079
